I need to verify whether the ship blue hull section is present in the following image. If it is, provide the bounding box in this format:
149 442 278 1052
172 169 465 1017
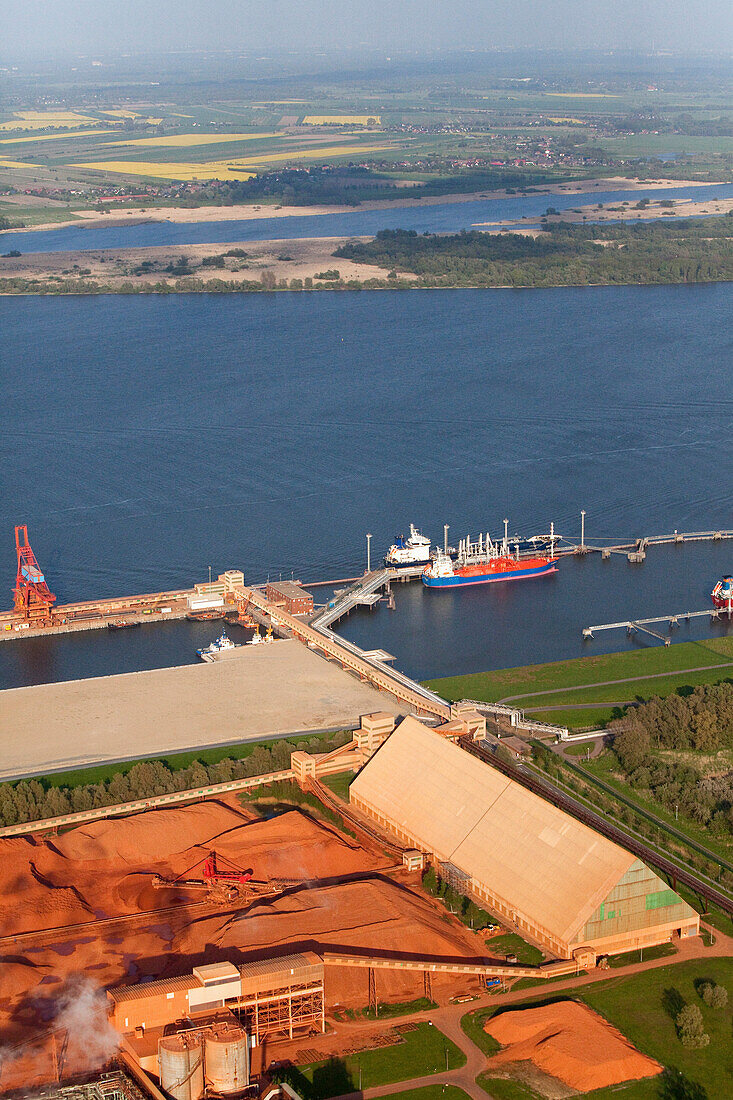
422 562 557 588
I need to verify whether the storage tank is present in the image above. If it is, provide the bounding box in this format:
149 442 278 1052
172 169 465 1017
204 1025 250 1094
159 1033 205 1100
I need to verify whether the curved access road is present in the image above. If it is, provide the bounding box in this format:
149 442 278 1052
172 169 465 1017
325 927 732 1100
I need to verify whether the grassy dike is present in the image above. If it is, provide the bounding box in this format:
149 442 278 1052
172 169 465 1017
425 637 733 729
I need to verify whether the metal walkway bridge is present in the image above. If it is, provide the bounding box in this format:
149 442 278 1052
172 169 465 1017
233 582 450 720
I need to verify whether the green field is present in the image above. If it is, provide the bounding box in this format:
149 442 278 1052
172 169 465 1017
486 933 545 967
280 1022 466 1099
464 957 733 1099
425 638 733 729
320 770 353 802
378 1089 471 1100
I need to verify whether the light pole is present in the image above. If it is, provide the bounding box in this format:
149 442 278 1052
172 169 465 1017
366 532 372 574
581 509 586 550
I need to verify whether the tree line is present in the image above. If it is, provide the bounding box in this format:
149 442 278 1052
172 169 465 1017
333 218 733 288
0 731 350 827
609 683 733 836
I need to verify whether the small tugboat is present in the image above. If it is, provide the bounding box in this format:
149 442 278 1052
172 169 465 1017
248 626 274 645
385 524 432 567
422 524 558 589
108 619 141 630
711 575 733 611
197 632 240 662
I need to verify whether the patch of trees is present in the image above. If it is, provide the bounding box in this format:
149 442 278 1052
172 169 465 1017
0 731 351 827
676 1004 710 1048
421 864 494 930
185 166 400 208
333 218 733 288
609 683 733 835
166 166 588 209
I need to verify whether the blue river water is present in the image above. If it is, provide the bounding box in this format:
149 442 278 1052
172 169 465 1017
2 182 732 254
0 284 731 687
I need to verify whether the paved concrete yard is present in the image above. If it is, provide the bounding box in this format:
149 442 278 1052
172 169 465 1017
0 639 406 780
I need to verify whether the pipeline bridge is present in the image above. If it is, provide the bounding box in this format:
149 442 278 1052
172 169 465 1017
234 581 450 721
583 605 733 645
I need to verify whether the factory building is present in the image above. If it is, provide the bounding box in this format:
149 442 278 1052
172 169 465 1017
349 718 699 961
109 954 325 1090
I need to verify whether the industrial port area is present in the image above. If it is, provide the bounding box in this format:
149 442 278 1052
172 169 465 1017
1 520 732 1100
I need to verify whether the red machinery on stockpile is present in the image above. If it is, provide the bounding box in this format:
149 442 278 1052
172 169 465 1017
152 850 294 904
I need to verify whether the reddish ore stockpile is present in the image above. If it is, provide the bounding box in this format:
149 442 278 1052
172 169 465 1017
484 1001 662 1093
0 798 488 1088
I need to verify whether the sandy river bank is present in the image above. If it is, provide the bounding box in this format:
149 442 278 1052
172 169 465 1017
6 176 719 234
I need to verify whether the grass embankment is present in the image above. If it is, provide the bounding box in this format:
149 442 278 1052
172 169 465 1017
582 750 733 867
238 778 357 838
425 638 733 729
281 1022 465 1099
320 770 353 802
465 957 733 1100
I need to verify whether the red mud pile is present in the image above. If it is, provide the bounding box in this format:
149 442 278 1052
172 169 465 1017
0 800 485 1062
484 1001 662 1092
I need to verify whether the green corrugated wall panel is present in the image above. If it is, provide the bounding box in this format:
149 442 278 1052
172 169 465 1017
646 889 680 911
580 860 697 943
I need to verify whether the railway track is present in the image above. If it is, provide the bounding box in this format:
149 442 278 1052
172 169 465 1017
460 737 733 917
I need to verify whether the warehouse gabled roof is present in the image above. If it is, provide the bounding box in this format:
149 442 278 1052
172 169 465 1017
350 717 636 945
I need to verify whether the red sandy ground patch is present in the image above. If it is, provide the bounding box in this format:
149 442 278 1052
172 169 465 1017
484 1001 662 1093
0 800 486 1086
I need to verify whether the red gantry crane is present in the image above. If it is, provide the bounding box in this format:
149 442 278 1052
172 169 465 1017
13 525 56 626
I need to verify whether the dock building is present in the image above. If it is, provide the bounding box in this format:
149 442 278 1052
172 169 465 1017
264 581 314 615
349 718 699 961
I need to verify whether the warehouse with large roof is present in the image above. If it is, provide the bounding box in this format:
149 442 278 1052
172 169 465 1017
349 718 699 960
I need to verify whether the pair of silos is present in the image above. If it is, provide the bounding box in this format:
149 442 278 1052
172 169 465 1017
159 1025 249 1100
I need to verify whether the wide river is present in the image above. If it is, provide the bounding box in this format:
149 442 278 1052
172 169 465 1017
1 284 731 687
2 182 733 254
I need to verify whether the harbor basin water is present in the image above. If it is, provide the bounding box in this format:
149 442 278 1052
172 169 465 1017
0 283 731 688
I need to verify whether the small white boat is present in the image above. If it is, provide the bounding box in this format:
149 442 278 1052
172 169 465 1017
248 627 274 645
197 632 240 662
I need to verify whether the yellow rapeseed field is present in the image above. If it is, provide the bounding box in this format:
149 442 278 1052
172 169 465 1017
0 130 115 144
304 115 381 125
100 109 141 118
547 117 585 124
73 160 257 181
0 158 43 169
74 141 390 181
109 132 282 148
0 111 100 130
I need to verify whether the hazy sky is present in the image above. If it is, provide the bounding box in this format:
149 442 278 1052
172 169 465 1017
3 1 732 57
